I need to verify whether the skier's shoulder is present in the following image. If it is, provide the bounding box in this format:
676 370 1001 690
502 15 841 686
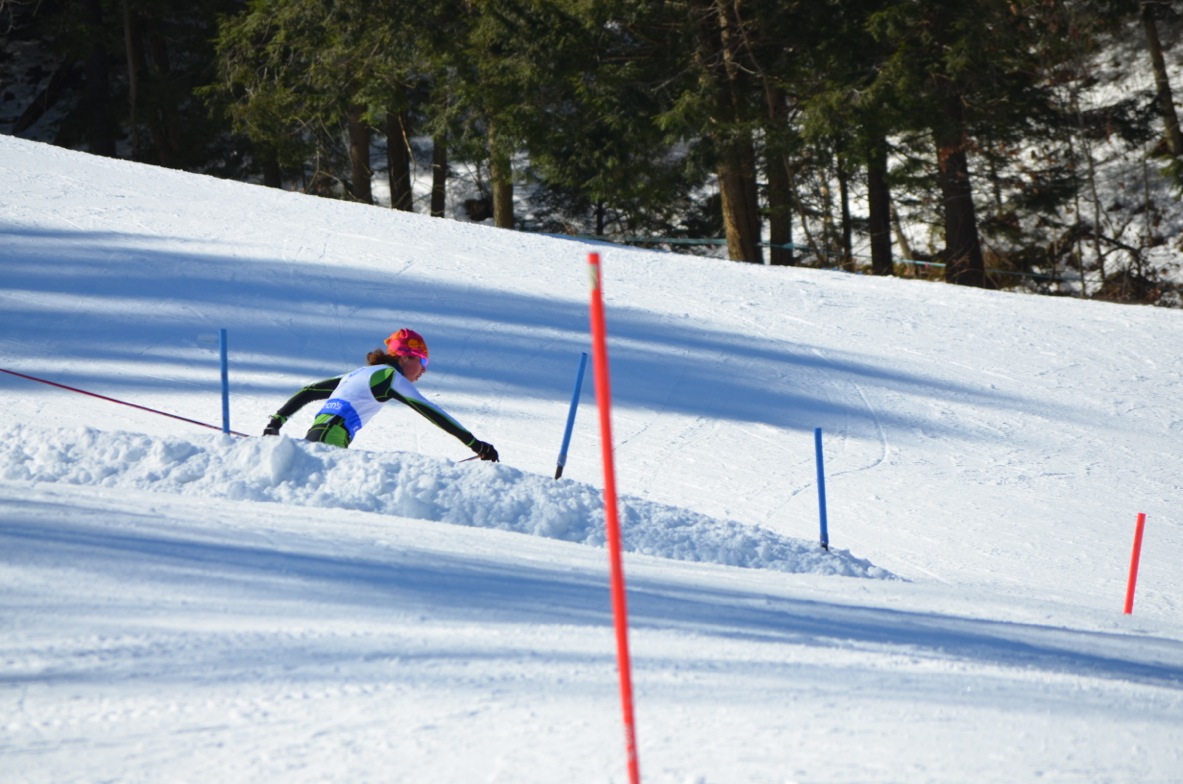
386 367 430 401
338 364 389 384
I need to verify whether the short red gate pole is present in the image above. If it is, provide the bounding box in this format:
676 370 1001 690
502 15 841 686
1123 512 1147 614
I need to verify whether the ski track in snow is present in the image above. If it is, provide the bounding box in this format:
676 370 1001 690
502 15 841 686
811 346 890 480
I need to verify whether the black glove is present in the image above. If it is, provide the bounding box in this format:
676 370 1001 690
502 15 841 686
263 415 285 436
471 439 499 462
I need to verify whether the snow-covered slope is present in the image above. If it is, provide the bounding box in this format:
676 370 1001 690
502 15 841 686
2 135 1181 783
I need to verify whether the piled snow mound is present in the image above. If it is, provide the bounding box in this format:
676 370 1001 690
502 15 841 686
1 425 893 579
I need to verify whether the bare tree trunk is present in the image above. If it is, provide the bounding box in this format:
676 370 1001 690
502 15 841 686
129 19 183 168
889 197 915 262
713 0 761 262
867 135 894 276
1067 79 1090 296
491 173 514 228
763 79 795 265
718 142 762 262
1142 2 1183 159
766 155 795 266
81 0 116 157
838 158 854 271
386 109 412 211
1085 127 1106 285
125 14 176 168
259 143 282 188
431 134 448 218
819 166 836 259
121 0 139 157
933 90 986 287
347 104 373 204
488 119 514 229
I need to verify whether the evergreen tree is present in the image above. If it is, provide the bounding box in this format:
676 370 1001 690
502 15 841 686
799 0 900 275
509 1 704 237
10 0 238 169
867 0 1066 287
208 0 423 201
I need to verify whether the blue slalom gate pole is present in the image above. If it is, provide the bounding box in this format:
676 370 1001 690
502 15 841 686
814 427 830 550
219 328 230 435
555 351 589 479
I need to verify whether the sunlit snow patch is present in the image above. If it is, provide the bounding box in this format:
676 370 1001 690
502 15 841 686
2 425 893 579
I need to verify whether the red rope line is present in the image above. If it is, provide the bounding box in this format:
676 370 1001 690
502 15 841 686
1 367 250 438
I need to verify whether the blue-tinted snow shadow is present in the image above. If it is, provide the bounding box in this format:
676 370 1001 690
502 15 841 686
0 225 1082 440
2 509 1180 692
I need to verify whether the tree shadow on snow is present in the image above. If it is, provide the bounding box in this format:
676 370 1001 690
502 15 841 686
0 225 1089 444
2 508 1180 694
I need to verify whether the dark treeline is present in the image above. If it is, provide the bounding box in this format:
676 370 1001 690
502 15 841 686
3 0 1181 304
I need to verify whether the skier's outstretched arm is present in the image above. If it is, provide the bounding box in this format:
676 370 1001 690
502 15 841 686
373 370 499 461
263 377 341 435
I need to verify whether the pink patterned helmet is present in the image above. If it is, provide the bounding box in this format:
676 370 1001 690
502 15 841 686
385 328 429 365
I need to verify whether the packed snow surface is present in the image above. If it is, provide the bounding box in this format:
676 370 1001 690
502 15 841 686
1 135 1182 783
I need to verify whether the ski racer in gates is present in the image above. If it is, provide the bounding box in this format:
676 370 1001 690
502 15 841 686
262 328 499 461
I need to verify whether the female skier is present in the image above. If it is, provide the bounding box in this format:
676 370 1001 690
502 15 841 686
262 328 499 461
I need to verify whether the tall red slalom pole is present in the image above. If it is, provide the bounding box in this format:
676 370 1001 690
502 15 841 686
586 252 641 784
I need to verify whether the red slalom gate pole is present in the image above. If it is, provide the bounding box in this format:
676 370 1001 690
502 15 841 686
586 251 641 784
1123 512 1148 614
